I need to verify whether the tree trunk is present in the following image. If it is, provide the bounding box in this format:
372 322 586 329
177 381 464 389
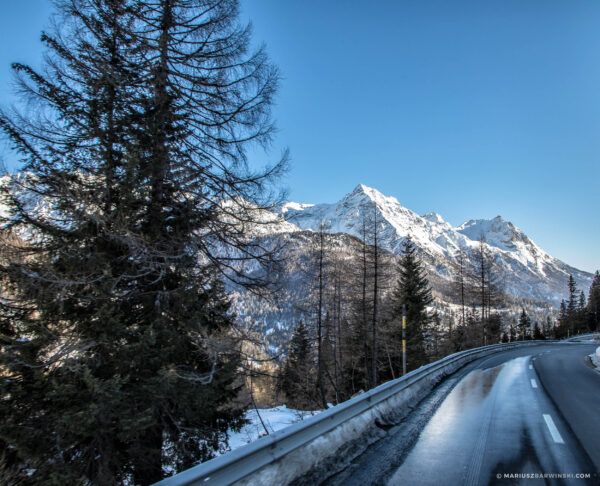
317 230 327 408
361 218 371 389
149 0 173 235
371 208 378 387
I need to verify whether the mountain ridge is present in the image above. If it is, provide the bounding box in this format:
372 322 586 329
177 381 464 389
0 174 592 307
277 184 592 306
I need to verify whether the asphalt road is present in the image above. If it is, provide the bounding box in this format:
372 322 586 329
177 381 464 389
533 342 600 472
325 342 600 486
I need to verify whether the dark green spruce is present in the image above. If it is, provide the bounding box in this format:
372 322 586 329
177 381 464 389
587 271 600 331
389 237 433 375
0 1 285 484
279 321 316 410
518 308 532 340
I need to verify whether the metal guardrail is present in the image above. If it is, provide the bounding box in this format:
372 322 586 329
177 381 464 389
154 340 560 486
565 332 599 343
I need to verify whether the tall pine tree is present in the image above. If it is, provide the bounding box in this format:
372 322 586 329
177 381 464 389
558 275 581 337
0 1 285 484
567 275 578 322
390 236 432 374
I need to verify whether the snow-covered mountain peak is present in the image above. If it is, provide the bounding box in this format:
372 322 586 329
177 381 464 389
348 183 383 199
344 183 403 209
276 184 592 305
454 215 561 279
350 183 372 195
279 185 459 258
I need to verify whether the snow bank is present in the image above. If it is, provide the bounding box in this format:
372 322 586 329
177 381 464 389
590 347 600 370
225 406 321 454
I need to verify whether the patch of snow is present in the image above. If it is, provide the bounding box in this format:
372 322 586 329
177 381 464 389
589 347 600 371
278 202 315 214
225 405 321 454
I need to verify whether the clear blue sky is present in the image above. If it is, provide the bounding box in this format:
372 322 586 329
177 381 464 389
1 1 599 274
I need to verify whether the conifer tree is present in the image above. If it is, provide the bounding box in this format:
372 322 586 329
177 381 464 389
314 227 328 408
472 235 504 345
556 299 568 338
578 290 586 312
0 1 285 484
453 251 471 327
279 321 316 410
577 290 587 333
474 236 490 342
532 322 545 340
486 313 503 344
558 275 582 337
567 275 578 318
390 237 432 373
587 271 600 331
518 308 531 340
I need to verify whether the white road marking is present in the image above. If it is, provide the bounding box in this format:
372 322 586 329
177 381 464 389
543 414 565 444
529 364 533 370
530 379 538 388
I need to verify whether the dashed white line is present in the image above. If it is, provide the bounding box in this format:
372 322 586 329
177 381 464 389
530 379 538 388
543 414 565 444
529 364 533 370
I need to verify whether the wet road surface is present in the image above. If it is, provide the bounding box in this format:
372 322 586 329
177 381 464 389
533 343 600 472
325 343 599 485
387 354 595 485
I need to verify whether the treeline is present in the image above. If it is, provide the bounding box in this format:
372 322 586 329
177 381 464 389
446 236 506 352
276 228 513 411
555 272 600 337
502 308 553 342
511 271 600 342
278 228 431 410
276 233 597 411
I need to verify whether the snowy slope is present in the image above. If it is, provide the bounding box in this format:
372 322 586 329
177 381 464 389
279 184 468 258
458 216 550 271
224 406 322 454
